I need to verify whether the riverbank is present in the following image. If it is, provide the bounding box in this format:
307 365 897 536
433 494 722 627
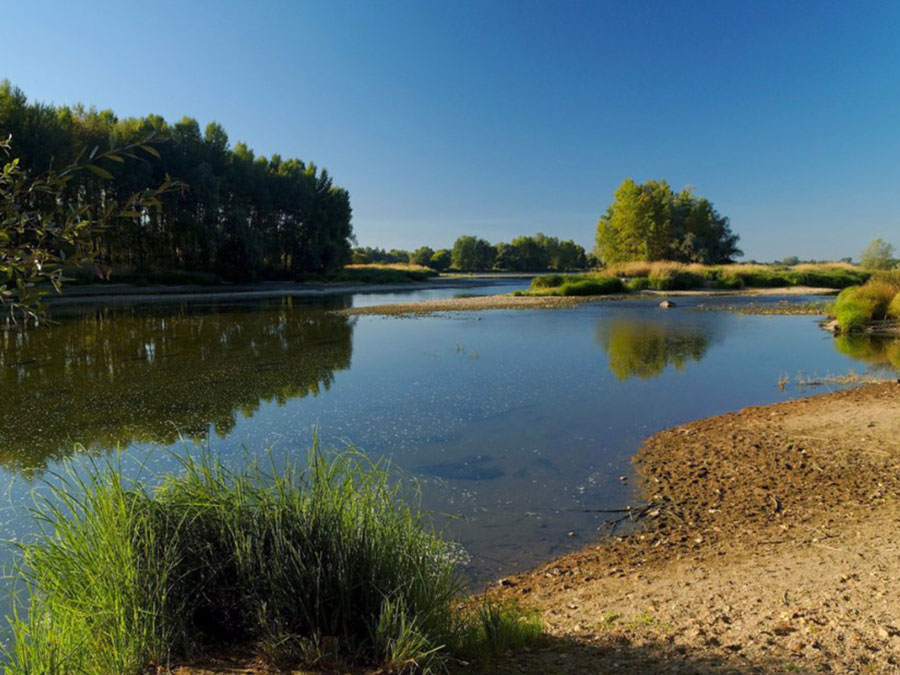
339 286 839 316
45 277 517 307
490 382 900 674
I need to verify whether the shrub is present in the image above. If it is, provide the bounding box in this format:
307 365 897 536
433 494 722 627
888 292 900 320
833 281 897 331
529 274 566 289
557 277 625 296
4 449 493 674
626 277 652 291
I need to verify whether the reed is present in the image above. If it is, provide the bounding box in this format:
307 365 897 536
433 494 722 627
3 448 539 674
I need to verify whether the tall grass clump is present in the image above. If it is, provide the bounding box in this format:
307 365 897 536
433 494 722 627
832 281 898 331
4 449 503 674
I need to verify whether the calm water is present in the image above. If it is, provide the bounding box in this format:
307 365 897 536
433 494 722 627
1 284 898 584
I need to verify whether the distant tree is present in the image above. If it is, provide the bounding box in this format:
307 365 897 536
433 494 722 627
387 249 410 263
429 249 451 271
859 238 896 270
839 257 853 264
410 246 435 267
596 179 740 264
779 256 800 266
451 235 495 270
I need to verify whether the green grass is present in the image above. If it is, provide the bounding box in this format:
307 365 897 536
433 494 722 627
531 263 868 296
526 274 624 296
832 281 899 331
3 448 540 674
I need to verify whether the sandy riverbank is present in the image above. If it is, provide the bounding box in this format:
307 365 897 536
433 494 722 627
488 382 900 674
338 286 839 317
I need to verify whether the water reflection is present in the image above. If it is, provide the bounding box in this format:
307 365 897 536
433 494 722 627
833 334 900 370
0 299 354 473
595 316 717 380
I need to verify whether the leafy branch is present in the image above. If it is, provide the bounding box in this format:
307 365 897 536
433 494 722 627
0 135 180 327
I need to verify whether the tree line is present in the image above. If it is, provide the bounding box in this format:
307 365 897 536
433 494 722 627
0 81 353 283
353 233 589 272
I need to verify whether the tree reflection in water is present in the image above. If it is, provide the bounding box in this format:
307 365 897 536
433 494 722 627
595 316 716 380
0 298 354 473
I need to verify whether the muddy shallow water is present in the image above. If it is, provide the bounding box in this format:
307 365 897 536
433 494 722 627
0 283 897 584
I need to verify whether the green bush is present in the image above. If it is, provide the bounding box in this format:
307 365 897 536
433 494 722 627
557 277 625 296
888 291 900 320
833 282 897 331
5 449 509 674
626 277 652 291
714 274 745 290
529 274 566 289
647 272 704 291
784 269 869 289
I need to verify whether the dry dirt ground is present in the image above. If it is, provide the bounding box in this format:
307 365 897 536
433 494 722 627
338 287 838 317
487 382 900 674
176 383 900 674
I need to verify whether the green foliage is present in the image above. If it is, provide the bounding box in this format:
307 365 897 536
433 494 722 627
410 246 435 267
451 235 496 271
529 273 565 289
626 277 652 291
4 449 470 673
0 81 353 286
452 600 544 662
429 249 451 271
0 134 175 325
833 281 897 331
595 179 741 265
859 238 897 270
493 233 586 271
527 275 624 296
889 291 900 320
333 266 437 284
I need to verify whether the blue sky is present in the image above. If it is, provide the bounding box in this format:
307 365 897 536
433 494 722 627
4 0 899 260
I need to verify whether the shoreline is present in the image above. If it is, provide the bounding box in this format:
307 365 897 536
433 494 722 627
490 382 900 673
45 277 516 307
338 285 840 317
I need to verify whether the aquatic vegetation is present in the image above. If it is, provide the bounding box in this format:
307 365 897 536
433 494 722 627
3 448 541 674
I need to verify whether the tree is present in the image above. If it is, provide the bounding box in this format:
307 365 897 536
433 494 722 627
859 238 896 270
429 249 451 271
410 246 435 267
595 179 740 264
0 81 354 283
451 235 495 270
0 136 174 325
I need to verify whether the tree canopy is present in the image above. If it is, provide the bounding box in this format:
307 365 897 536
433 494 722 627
595 179 741 265
859 238 896 270
0 81 353 284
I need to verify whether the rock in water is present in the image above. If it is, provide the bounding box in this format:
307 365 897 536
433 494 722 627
659 300 676 308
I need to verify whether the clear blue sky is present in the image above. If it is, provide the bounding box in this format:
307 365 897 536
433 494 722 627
5 0 899 260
